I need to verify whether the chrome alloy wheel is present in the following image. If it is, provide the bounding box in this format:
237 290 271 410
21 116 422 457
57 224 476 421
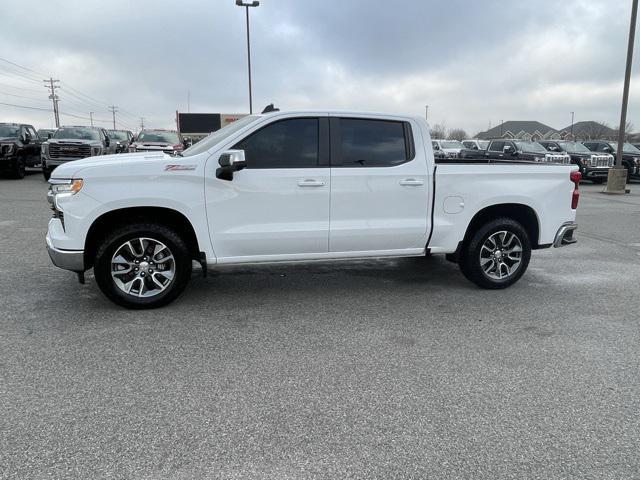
479 231 523 280
111 237 175 298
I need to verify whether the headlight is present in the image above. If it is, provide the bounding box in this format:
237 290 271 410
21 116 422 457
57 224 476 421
1 144 15 155
41 144 48 154
91 147 101 156
50 179 84 195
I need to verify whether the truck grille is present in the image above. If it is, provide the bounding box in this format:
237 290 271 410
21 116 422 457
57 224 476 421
49 143 91 159
544 154 571 165
588 155 614 167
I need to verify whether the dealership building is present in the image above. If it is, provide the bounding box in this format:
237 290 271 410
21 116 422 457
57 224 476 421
175 112 247 142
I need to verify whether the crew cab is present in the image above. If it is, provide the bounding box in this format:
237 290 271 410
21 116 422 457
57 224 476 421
462 139 489 151
129 129 187 155
481 139 571 164
45 111 580 309
41 126 113 180
0 123 42 179
582 140 640 180
539 140 614 184
431 139 465 158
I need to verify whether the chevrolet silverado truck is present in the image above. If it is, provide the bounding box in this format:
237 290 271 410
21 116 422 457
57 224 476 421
582 140 640 181
41 126 113 180
45 111 580 309
0 123 42 179
539 140 613 184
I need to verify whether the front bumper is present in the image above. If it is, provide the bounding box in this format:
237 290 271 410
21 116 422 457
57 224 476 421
46 233 85 271
553 222 578 248
582 167 610 178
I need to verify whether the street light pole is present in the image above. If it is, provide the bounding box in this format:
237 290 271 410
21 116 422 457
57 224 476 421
236 0 260 114
607 0 638 194
425 105 428 122
570 112 574 140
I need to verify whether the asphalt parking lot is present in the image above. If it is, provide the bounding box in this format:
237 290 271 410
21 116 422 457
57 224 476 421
1 172 639 479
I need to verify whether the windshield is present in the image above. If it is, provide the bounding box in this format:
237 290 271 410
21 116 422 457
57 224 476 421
514 141 548 153
182 115 259 157
137 131 180 143
108 130 129 141
53 127 100 141
622 142 640 153
476 140 489 149
0 125 20 137
557 141 590 153
440 140 464 149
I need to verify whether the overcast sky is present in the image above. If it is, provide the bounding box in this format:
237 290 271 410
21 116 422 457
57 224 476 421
1 0 639 135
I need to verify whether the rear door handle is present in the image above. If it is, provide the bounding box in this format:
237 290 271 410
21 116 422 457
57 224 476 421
400 178 424 186
298 179 326 187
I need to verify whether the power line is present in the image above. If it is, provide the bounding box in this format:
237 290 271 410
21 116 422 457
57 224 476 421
0 56 46 77
0 101 53 112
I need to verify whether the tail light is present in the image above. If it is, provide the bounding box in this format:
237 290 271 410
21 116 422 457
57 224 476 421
570 170 581 209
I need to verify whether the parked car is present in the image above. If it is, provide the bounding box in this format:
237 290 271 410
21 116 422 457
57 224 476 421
45 111 580 308
482 139 571 164
37 128 56 141
539 140 613 184
0 123 42 179
108 129 134 153
41 126 113 180
582 140 640 180
129 129 187 154
462 139 489 151
431 139 465 158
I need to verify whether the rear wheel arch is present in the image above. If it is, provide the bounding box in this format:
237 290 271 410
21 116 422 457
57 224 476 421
84 207 201 269
463 203 540 249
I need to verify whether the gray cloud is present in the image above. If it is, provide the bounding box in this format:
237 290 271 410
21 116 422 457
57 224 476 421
1 0 638 134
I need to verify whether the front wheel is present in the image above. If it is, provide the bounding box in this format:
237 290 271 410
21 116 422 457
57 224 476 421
459 217 531 289
42 167 51 181
12 156 26 179
94 223 192 309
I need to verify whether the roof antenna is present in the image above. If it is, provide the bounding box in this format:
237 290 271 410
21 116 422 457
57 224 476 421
261 103 279 114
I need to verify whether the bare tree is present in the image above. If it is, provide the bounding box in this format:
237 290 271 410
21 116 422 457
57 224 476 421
614 121 634 141
578 121 613 141
430 122 447 139
447 128 468 141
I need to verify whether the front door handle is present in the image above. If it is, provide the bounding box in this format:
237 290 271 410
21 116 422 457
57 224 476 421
400 178 424 186
298 179 326 187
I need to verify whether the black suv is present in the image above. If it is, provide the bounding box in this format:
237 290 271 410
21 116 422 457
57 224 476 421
107 129 134 153
0 123 42 179
539 140 614 184
582 140 640 180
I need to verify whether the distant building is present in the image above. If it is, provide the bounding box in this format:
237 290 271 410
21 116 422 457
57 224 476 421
476 121 560 141
176 112 247 142
558 121 618 141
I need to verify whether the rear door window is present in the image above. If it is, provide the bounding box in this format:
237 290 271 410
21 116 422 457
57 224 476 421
335 118 411 167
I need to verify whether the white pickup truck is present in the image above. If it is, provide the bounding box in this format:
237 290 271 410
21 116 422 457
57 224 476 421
46 111 580 309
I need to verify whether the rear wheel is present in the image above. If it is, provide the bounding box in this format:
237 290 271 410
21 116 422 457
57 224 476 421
42 167 51 181
459 217 531 289
94 223 192 309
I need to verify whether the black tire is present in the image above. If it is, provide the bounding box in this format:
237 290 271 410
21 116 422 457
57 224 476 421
458 217 531 289
42 167 51 181
12 156 26 179
94 223 192 309
592 178 605 184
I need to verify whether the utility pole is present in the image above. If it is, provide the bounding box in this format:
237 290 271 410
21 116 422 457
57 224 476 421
89 112 94 127
187 90 190 113
607 0 638 194
43 77 60 127
140 117 145 130
108 105 118 130
236 0 260 114
425 105 429 122
570 112 575 140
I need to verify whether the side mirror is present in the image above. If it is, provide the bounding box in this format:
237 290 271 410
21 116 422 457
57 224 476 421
603 147 612 153
183 139 190 148
22 132 31 144
216 150 246 181
47 133 53 139
105 137 110 147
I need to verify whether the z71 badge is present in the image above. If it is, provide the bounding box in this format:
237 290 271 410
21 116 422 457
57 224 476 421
164 164 197 171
